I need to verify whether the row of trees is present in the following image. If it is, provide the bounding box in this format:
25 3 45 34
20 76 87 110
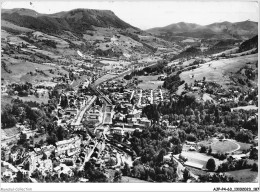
217 158 254 172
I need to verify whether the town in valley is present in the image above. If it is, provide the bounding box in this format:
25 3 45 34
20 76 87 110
1 2 258 185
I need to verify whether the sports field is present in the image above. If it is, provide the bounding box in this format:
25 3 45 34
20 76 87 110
211 140 239 153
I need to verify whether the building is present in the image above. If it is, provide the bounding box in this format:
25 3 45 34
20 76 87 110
35 81 57 89
54 163 73 177
139 117 151 127
110 127 125 136
55 136 81 156
65 108 78 116
85 108 103 126
1 84 7 93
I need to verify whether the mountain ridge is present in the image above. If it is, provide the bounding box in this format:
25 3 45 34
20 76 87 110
1 8 138 36
147 20 258 40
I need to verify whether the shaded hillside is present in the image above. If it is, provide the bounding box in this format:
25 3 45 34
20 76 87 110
238 35 258 53
203 39 239 55
171 46 202 60
171 39 240 60
1 8 137 36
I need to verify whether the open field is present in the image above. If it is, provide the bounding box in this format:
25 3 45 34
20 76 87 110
211 140 239 153
181 151 222 169
179 53 258 88
199 138 252 154
226 169 258 183
1 55 69 83
235 142 252 153
1 59 54 82
198 139 214 147
137 75 164 90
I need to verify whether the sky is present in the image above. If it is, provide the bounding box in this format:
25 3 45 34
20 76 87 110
1 0 259 30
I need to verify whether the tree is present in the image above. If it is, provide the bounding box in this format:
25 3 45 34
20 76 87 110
184 83 188 90
114 170 122 182
157 148 167 164
38 139 44 146
177 130 187 143
200 145 207 153
251 163 258 172
206 158 216 171
132 164 146 179
186 134 197 142
18 133 27 146
183 168 190 182
249 148 258 160
56 126 65 141
46 133 58 146
170 136 180 145
207 146 212 155
16 171 24 182
122 163 131 176
42 152 47 160
60 95 68 109
1 108 17 128
171 144 182 155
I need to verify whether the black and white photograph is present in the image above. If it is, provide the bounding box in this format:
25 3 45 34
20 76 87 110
0 0 259 191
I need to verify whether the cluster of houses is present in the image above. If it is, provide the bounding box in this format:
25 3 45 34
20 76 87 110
184 78 258 110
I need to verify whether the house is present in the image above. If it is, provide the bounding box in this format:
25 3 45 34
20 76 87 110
167 125 177 131
186 141 197 146
27 45 38 49
128 109 142 118
163 153 173 163
65 108 78 116
191 87 200 91
229 154 248 160
54 164 73 177
189 146 196 151
1 84 7 93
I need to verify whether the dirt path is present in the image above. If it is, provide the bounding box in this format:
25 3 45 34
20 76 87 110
226 139 240 154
